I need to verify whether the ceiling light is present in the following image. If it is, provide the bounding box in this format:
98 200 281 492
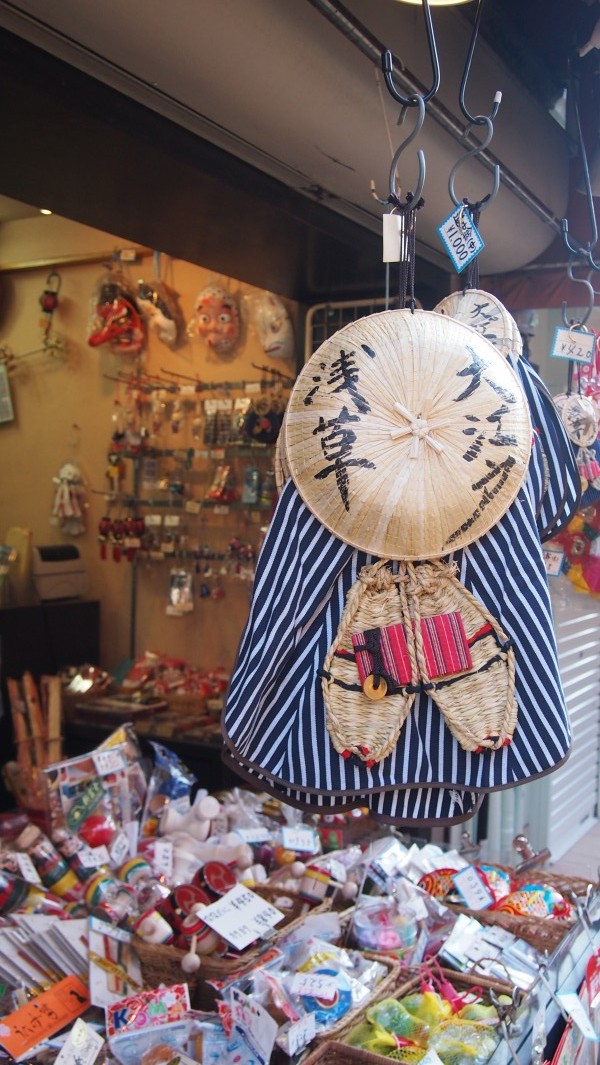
39 208 53 215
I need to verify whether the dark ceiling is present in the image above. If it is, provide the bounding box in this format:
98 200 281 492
1 0 600 310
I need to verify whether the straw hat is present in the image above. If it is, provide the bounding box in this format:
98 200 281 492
434 288 522 359
285 308 532 560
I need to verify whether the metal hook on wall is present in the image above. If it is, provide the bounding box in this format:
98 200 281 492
459 0 502 126
371 95 427 208
381 0 440 108
561 259 595 328
448 116 500 213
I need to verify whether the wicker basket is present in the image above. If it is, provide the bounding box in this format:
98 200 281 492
133 898 332 1010
445 863 597 955
303 965 522 1065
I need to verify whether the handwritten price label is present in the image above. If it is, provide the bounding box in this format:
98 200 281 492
437 206 484 273
543 548 564 577
550 326 595 364
230 988 278 1065
290 972 338 1000
452 865 494 910
281 826 319 854
201 884 284 950
287 1012 317 1055
92 748 126 776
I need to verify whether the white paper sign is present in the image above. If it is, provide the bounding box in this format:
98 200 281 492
286 1012 317 1056
150 838 173 879
53 1019 104 1065
92 748 126 776
230 987 278 1065
290 972 338 1000
452 865 494 909
109 832 130 866
550 326 595 364
281 826 319 854
201 884 284 950
437 206 484 273
15 853 42 884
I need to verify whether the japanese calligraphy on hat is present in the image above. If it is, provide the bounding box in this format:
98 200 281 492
285 308 532 559
434 288 522 358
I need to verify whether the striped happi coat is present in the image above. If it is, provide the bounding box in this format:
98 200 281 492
222 355 581 825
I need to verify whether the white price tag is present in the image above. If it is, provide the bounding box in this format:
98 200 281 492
185 500 202 514
550 326 595 364
150 839 173 879
437 206 484 273
290 972 338 1000
452 865 494 909
144 514 163 527
89 845 111 866
109 832 130 866
543 547 564 577
230 987 278 1065
201 884 284 951
92 748 126 776
235 826 273 845
164 514 181 527
281 826 319 854
53 1019 105 1065
287 1012 317 1056
15 853 42 884
212 505 230 515
245 382 262 394
557 992 600 1041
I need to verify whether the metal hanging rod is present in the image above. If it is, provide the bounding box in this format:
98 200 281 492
305 0 564 238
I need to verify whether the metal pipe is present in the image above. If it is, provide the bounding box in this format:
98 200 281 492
305 0 564 238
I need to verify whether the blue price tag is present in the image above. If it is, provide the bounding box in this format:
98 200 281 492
550 326 595 364
437 206 484 273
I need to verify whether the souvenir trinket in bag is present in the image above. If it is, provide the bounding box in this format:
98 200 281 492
137 258 185 349
254 290 295 361
188 282 240 355
87 269 146 357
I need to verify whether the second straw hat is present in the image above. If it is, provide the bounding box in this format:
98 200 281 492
285 308 532 559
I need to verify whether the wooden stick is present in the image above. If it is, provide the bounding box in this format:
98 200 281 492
42 675 62 765
6 677 31 766
21 672 46 767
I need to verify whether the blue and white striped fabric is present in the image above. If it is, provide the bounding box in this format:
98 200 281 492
222 356 580 825
509 355 581 539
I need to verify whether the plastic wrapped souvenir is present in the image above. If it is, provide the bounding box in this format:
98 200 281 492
87 270 146 357
137 278 185 349
188 283 240 354
254 290 294 360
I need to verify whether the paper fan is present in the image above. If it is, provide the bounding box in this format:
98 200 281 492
285 309 532 560
434 288 522 359
560 393 599 447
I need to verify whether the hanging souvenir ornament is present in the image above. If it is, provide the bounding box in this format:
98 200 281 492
87 269 146 357
188 283 241 355
254 291 295 361
38 271 62 340
560 393 599 448
136 273 185 350
50 462 88 536
435 288 521 360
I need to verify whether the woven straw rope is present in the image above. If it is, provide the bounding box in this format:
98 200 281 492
323 559 517 764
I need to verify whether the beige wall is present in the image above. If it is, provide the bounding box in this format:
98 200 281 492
0 213 298 676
